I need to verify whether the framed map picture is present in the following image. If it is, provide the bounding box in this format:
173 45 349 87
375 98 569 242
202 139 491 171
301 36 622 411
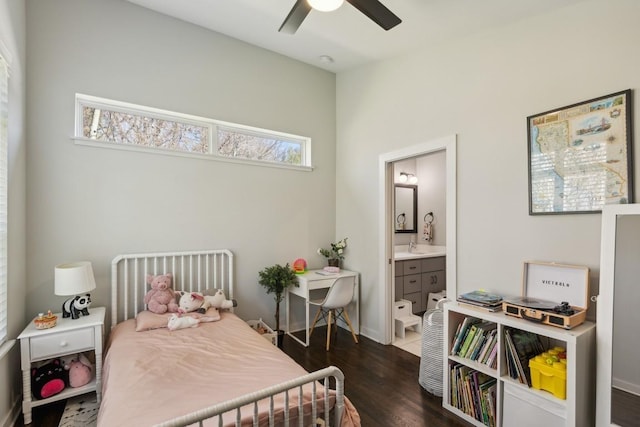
527 90 633 215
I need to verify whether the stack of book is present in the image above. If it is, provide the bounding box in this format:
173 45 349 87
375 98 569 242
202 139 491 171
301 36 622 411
457 290 503 312
450 317 498 369
450 364 497 427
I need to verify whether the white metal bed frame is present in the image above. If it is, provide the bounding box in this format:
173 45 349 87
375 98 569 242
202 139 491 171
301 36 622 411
109 249 346 427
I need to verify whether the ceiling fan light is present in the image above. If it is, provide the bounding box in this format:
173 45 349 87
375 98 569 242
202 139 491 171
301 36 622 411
307 0 344 12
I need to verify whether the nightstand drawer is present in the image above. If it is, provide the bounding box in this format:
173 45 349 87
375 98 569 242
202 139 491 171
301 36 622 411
30 328 95 360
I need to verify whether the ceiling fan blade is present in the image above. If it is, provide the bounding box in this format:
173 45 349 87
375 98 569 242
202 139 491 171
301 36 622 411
346 0 401 31
279 0 312 34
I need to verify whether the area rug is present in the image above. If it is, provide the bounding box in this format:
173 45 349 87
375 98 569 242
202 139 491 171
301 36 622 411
58 395 98 427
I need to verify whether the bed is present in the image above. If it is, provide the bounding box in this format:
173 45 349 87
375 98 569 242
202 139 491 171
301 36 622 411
97 249 360 427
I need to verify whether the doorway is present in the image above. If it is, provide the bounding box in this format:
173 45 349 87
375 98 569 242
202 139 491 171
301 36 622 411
378 135 457 345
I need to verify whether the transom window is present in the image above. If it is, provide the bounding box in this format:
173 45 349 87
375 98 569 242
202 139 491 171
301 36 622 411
74 94 311 169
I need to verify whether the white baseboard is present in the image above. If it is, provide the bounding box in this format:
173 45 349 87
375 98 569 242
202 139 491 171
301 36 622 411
613 377 640 396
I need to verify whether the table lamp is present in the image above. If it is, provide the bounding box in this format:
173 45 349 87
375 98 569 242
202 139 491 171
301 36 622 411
54 261 96 319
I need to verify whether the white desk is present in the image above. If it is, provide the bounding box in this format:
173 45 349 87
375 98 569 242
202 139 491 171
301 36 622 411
285 269 359 347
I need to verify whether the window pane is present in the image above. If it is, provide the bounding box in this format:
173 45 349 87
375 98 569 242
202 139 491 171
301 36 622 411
75 94 311 169
217 128 302 165
82 106 209 154
0 55 7 345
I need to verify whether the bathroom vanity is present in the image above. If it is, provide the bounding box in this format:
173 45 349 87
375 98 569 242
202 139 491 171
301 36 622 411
394 245 446 314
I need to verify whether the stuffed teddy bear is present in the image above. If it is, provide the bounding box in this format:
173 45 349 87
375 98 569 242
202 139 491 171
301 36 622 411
144 273 179 314
31 358 68 399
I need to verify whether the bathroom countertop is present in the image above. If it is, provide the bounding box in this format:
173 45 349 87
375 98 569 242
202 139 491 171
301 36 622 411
394 245 446 260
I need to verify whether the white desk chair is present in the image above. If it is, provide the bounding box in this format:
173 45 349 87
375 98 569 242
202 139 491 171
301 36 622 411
308 276 359 351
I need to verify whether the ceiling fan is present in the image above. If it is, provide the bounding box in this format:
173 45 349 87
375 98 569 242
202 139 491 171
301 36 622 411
279 0 401 34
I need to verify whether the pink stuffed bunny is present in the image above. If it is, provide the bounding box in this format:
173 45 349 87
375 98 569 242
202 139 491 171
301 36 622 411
144 273 179 314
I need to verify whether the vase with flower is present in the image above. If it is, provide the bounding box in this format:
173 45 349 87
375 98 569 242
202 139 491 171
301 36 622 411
317 238 348 268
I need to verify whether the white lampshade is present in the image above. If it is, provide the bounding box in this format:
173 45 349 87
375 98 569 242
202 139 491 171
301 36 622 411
54 261 97 296
307 0 344 12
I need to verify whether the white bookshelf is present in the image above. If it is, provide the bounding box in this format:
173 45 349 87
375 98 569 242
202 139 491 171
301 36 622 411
443 302 596 427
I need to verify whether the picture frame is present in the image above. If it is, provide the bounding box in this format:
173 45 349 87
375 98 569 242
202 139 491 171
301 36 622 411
527 89 633 215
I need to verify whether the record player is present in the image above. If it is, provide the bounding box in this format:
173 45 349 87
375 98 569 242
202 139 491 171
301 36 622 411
502 262 589 329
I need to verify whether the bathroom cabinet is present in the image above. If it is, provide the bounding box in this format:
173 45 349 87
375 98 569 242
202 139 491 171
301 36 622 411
395 256 445 313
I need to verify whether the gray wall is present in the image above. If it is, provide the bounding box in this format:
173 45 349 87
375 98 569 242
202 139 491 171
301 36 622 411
417 151 446 247
336 0 640 340
25 0 337 326
392 152 446 247
0 0 26 425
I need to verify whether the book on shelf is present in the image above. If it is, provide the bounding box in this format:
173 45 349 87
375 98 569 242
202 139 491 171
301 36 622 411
504 327 545 386
458 323 480 358
471 328 496 362
449 364 497 427
485 343 498 369
469 323 497 361
450 317 480 355
457 321 496 361
477 331 497 364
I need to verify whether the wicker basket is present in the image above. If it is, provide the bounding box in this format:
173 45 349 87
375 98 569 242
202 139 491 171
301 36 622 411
246 318 277 346
418 299 447 396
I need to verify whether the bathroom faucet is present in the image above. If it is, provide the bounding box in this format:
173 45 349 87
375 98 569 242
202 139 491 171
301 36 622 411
409 241 417 253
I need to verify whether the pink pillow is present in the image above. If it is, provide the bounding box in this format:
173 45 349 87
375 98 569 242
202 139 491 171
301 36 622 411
135 308 220 332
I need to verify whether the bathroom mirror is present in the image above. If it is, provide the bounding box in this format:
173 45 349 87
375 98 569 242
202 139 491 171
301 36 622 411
596 204 640 426
395 184 417 233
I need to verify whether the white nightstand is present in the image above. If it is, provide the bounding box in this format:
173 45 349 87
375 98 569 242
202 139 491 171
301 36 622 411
18 306 105 424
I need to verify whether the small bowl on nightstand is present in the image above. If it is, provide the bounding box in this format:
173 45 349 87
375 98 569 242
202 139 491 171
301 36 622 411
33 311 57 329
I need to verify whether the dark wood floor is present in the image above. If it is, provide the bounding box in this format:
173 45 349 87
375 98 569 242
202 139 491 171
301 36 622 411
612 387 640 427
19 326 471 427
283 327 472 427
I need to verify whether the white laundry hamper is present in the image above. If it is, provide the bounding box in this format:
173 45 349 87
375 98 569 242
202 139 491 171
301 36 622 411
418 298 447 396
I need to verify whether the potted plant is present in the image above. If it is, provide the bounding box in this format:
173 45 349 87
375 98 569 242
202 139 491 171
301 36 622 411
258 263 299 347
317 237 348 267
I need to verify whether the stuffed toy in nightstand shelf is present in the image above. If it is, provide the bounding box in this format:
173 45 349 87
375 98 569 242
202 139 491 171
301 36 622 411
61 353 94 388
31 358 68 399
144 273 179 314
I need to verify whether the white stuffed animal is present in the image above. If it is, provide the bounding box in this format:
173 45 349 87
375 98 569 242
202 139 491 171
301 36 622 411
176 291 207 314
167 313 200 331
176 289 237 314
206 289 237 310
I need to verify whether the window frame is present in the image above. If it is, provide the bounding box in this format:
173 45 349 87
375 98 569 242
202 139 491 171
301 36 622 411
0 49 9 348
73 94 313 171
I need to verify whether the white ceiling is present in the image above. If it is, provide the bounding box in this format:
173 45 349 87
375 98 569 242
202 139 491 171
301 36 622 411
126 0 588 73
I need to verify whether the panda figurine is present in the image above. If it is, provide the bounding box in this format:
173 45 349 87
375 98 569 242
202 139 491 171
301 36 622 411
62 294 92 319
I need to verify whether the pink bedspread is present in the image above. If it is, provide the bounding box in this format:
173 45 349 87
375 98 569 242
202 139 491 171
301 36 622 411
98 312 359 426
